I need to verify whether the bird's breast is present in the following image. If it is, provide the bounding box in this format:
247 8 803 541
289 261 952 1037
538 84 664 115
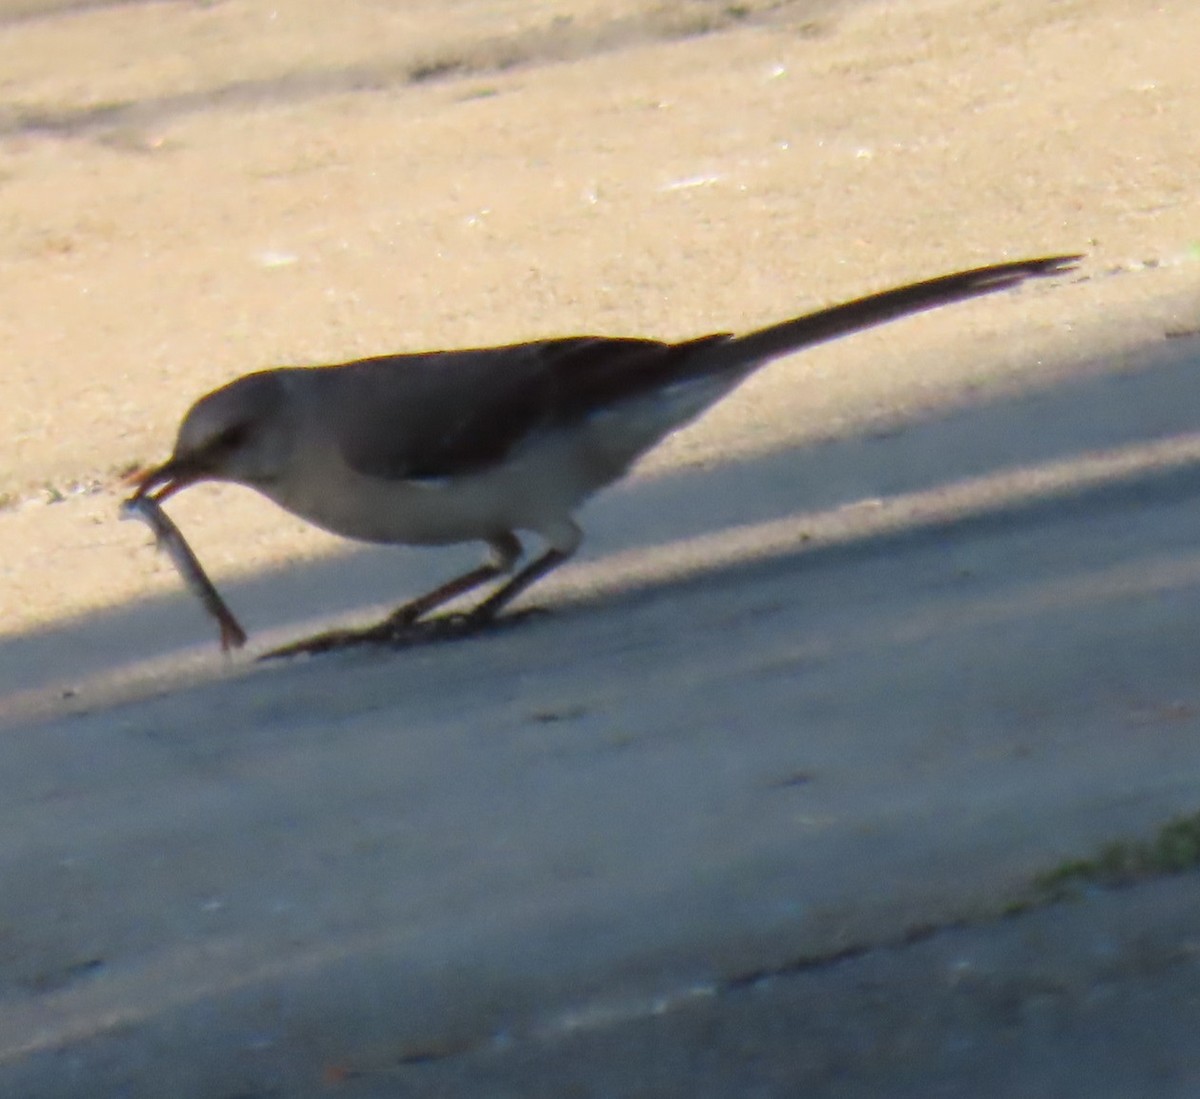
255 431 609 546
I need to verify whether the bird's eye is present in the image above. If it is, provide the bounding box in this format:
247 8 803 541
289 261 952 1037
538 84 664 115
214 424 248 451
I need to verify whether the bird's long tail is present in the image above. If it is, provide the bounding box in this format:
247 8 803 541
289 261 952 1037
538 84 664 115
705 253 1081 371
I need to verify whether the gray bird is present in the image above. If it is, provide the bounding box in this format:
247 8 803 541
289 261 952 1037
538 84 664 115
130 255 1079 655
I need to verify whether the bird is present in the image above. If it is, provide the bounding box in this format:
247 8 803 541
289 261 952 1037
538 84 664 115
129 254 1080 655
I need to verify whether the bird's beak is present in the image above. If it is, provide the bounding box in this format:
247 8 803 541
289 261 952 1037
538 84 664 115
124 454 204 504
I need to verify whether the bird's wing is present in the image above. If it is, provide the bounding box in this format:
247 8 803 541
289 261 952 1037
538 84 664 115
325 334 728 482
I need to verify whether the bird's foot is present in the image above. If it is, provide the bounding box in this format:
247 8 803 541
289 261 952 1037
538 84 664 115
258 606 548 661
382 606 548 646
257 620 397 661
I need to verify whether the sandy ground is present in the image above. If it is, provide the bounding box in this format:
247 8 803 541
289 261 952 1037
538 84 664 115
2 0 1200 1094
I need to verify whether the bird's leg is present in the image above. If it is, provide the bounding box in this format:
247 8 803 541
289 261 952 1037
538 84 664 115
461 521 582 626
386 532 522 628
463 547 573 625
261 525 576 659
259 533 522 660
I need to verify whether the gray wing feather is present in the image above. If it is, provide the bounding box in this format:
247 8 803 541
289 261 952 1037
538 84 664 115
323 336 720 482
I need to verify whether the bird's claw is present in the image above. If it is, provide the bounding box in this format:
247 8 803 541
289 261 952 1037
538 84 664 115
382 607 546 645
257 606 547 661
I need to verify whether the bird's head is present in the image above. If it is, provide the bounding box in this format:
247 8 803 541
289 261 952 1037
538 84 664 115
130 370 293 503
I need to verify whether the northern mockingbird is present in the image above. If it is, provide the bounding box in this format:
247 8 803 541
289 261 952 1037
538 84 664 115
129 255 1079 655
